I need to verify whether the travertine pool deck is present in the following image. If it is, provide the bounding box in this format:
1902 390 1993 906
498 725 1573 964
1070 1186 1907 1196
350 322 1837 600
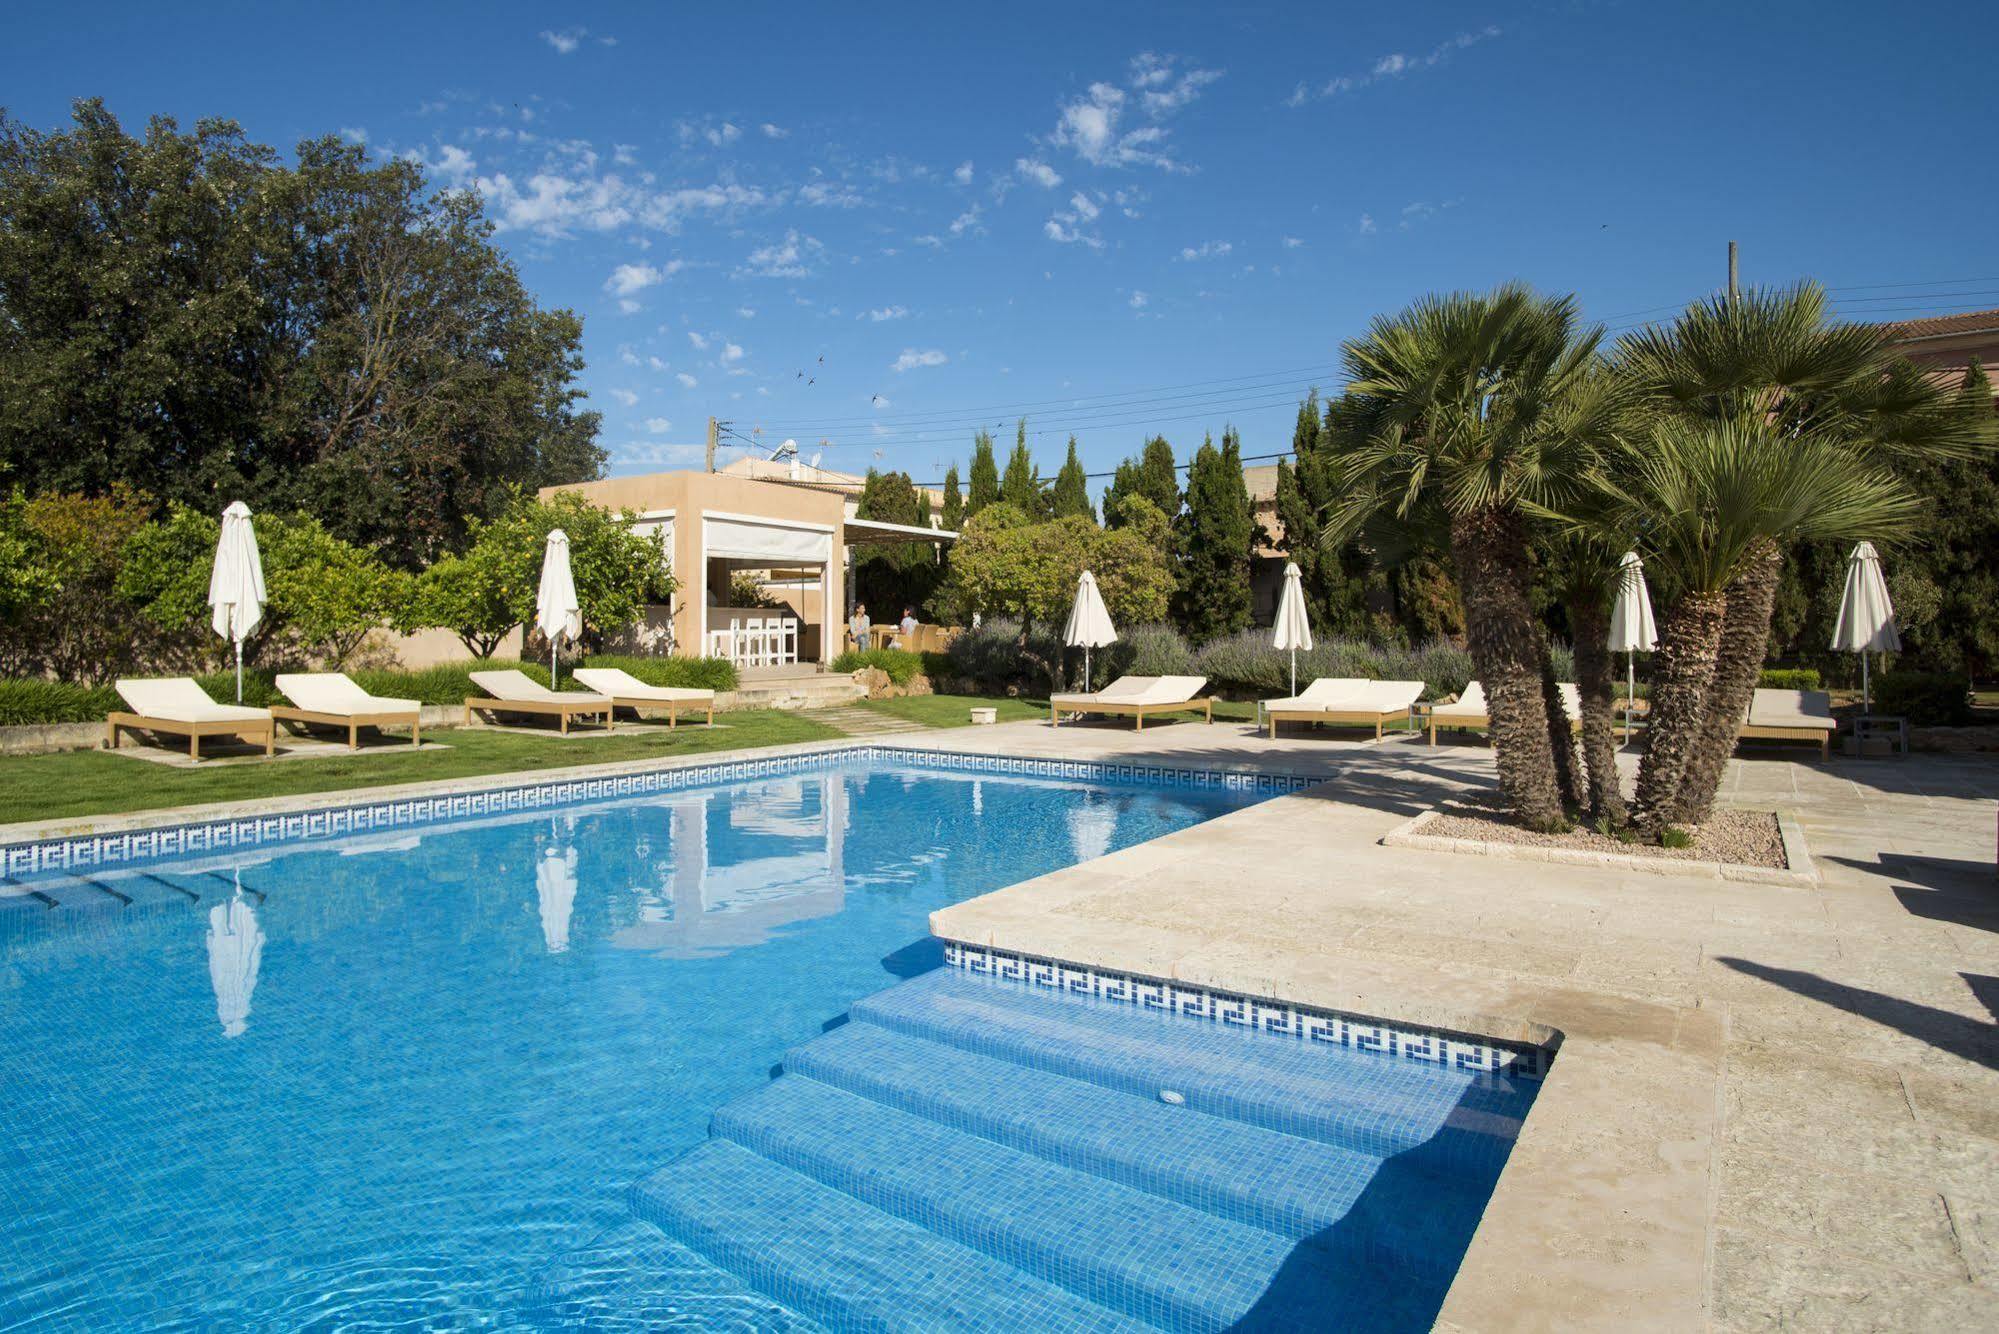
910 720 1999 1332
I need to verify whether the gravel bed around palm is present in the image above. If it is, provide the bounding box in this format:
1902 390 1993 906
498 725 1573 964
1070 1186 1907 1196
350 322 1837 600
1425 792 1786 868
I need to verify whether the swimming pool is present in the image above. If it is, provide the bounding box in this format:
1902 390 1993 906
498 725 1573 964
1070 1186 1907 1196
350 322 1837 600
0 753 1274 1328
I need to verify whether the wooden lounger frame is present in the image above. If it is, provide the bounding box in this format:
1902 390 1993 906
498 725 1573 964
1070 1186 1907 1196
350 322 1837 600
105 712 275 762
1049 698 1213 731
1266 707 1409 741
1737 723 1832 761
271 706 422 750
1428 712 1582 745
462 697 613 734
597 694 714 729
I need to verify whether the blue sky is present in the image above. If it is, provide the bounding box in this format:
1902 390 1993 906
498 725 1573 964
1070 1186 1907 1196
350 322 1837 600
6 2 1995 489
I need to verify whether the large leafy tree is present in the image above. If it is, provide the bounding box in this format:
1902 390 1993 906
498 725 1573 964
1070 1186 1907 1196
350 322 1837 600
1049 437 1095 521
1331 285 1608 830
1173 431 1258 642
0 100 604 567
966 431 1000 515
851 469 937 615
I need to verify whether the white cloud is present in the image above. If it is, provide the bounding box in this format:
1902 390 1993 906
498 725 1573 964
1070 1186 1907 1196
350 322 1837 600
1357 213 1377 235
618 345 641 367
1176 240 1232 261
645 417 672 433
612 143 638 166
472 166 771 239
614 442 706 467
760 123 788 138
420 143 476 186
736 306 756 319
953 160 974 185
1290 26 1501 104
677 119 742 148
688 331 709 350
912 234 945 248
1068 191 1101 221
609 388 639 407
799 181 866 209
721 341 744 364
1014 157 1063 189
648 355 667 371
736 229 821 278
1046 55 1218 173
676 372 699 388
948 203 983 237
1132 53 1224 116
1282 235 1304 249
603 261 675 297
540 28 585 54
339 126 368 145
1129 290 1149 309
863 305 910 322
892 348 948 373
872 395 891 409
617 298 641 314
1044 192 1108 248
1398 199 1460 230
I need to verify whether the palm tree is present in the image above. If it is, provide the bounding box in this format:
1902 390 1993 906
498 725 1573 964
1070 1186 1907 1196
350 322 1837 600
1618 284 1986 824
1329 285 1607 830
1542 532 1632 826
1604 417 1922 834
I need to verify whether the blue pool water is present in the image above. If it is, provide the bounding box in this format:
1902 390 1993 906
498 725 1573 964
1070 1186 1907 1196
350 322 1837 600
0 758 1270 1328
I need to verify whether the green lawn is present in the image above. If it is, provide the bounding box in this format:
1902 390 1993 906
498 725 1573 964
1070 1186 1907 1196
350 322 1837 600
0 710 842 825
858 692 1265 727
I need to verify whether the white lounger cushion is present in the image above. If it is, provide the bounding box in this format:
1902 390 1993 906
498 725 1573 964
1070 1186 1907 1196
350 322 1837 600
115 678 270 724
276 673 418 715
1049 675 1206 708
1431 680 1580 721
1747 688 1836 731
1132 675 1206 704
468 669 606 705
571 667 715 702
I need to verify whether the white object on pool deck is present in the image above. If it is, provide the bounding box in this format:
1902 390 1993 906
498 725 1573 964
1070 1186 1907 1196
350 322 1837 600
464 669 613 735
969 707 998 725
1608 551 1657 743
537 528 583 688
208 501 267 703
572 667 716 729
1739 688 1838 760
1262 678 1422 742
1062 569 1118 694
108 677 276 761
273 673 423 749
1428 680 1582 745
1831 540 1899 714
1047 675 1211 731
1270 561 1314 699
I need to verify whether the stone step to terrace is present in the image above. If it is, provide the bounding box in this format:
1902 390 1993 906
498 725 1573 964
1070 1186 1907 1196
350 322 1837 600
806 704 928 736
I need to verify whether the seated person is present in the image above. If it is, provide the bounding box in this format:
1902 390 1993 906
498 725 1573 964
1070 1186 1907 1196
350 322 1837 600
892 607 917 648
847 604 870 652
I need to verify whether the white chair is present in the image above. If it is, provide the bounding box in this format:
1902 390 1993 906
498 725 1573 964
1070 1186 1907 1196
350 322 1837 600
772 616 798 664
745 617 772 667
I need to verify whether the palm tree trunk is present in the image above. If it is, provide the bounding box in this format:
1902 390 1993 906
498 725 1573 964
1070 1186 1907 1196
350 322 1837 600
1539 642 1585 809
1568 597 1627 826
1449 508 1567 831
1631 589 1728 836
1670 538 1783 825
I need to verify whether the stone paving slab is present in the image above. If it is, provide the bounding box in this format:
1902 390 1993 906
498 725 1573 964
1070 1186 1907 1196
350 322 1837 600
912 718 1999 1331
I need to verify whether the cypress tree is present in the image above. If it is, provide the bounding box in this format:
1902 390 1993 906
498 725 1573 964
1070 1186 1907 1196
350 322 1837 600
1172 429 1255 642
1049 436 1095 522
941 463 964 531
967 431 999 515
1104 435 1178 527
1273 391 1370 636
1000 419 1044 514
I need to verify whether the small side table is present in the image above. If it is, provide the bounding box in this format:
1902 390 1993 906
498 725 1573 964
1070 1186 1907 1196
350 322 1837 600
1853 714 1908 758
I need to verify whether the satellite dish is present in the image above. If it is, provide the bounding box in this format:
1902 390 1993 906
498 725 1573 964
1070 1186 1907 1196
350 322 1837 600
809 451 823 468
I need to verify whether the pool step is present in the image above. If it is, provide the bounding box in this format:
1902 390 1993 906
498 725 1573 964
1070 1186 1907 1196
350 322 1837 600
851 967 1528 1172
709 1073 1379 1331
525 1219 829 1332
632 1140 1150 1333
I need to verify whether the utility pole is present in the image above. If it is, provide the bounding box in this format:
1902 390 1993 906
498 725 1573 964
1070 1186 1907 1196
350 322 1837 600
705 416 718 472
1727 240 1739 301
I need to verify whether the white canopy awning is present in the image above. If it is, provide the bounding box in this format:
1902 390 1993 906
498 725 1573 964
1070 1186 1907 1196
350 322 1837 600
704 514 834 564
843 518 959 547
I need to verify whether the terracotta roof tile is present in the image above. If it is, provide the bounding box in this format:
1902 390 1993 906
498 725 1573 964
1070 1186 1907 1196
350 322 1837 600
1873 309 1999 340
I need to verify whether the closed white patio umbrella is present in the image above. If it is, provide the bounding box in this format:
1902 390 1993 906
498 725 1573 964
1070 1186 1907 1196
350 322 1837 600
205 874 265 1039
1831 541 1899 714
1271 561 1314 698
1608 551 1658 743
1063 570 1117 692
537 528 582 688
208 502 267 703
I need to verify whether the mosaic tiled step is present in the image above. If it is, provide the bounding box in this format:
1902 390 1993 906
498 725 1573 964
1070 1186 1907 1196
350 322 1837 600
525 1219 829 1332
851 968 1528 1171
783 1020 1485 1282
631 1139 1148 1333
710 1073 1388 1332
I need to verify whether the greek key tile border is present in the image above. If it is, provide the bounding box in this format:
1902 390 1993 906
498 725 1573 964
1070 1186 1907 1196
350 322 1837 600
2 747 1320 880
940 942 1553 1081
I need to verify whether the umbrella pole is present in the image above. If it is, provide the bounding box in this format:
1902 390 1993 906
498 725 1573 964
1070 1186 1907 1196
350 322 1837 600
1083 644 1090 692
551 638 558 691
1626 654 1636 746
1861 651 1870 716
1290 648 1296 699
235 639 243 704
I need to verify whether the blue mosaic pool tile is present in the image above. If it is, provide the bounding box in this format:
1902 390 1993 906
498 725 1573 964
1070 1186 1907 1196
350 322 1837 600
943 941 1553 1081
632 1140 1150 1333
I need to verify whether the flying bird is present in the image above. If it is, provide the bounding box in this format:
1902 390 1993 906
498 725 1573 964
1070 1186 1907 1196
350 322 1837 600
807 378 815 386
871 394 882 405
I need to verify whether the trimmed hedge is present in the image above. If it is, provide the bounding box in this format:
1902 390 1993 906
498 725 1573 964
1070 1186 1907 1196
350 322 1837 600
1757 668 1822 691
0 654 739 725
831 647 924 685
1873 671 1971 725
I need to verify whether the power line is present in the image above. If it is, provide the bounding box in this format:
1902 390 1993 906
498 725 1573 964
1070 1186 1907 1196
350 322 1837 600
787 392 1317 452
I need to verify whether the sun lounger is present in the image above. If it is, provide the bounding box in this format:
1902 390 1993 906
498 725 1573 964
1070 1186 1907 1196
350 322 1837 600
571 667 716 728
272 673 422 749
464 670 613 734
107 678 275 761
1048 675 1211 730
1263 678 1424 741
1427 680 1583 745
1739 688 1837 760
